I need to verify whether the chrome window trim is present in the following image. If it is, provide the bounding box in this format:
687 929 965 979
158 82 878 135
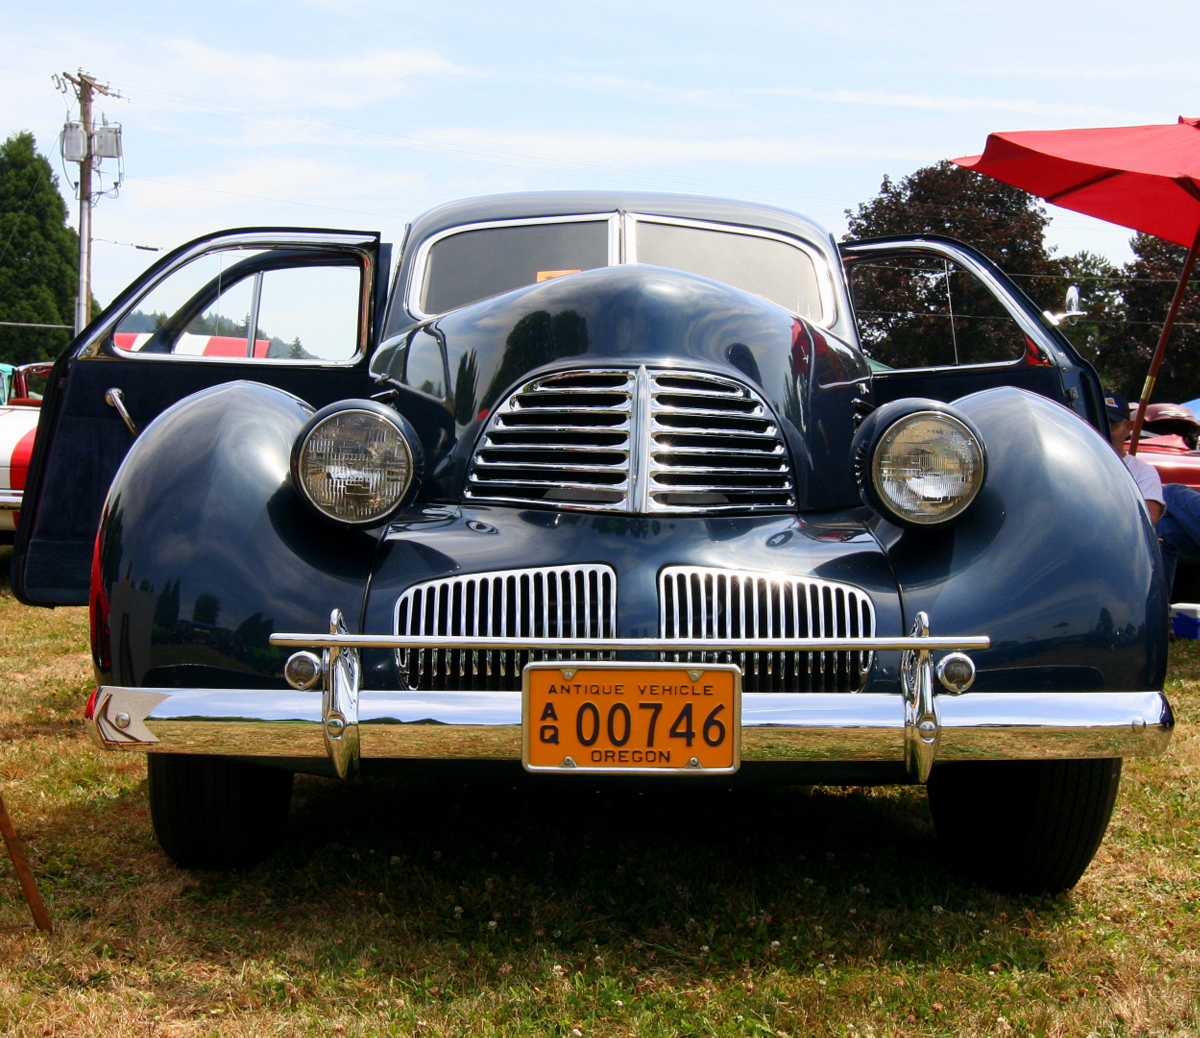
623 212 837 328
842 238 1061 374
405 213 622 320
87 230 378 365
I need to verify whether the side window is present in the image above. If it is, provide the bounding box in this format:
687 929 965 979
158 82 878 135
847 255 1028 371
112 250 362 362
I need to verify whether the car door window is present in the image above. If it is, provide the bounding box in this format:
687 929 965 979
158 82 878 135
112 249 363 362
847 255 1029 370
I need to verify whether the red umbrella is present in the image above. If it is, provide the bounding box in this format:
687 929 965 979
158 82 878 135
954 117 1200 451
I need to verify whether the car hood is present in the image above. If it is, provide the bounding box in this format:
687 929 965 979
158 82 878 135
374 264 871 512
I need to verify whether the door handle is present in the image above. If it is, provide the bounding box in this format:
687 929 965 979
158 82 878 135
105 388 138 437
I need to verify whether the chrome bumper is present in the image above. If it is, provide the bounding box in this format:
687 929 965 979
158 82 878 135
84 611 1173 781
0 488 22 510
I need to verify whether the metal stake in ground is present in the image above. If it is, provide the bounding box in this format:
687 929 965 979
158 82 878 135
0 789 52 933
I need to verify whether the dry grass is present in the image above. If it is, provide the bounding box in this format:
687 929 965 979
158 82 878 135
1 551 1198 1036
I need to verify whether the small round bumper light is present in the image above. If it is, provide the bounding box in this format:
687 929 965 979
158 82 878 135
936 652 976 694
293 403 420 525
285 650 323 691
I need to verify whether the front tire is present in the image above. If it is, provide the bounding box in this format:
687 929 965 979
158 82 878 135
148 754 293 869
927 758 1121 894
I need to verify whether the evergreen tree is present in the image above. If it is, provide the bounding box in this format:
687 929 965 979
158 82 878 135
0 132 78 364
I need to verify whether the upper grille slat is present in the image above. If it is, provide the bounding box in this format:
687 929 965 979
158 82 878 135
467 367 795 513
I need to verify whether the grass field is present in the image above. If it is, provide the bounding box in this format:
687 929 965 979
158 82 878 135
1 555 1198 1037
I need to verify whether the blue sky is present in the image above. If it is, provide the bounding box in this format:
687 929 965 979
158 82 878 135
2 0 1198 305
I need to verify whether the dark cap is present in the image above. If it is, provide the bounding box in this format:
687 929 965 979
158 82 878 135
1104 392 1130 424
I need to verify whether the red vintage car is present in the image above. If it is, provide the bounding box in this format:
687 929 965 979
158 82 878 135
1135 403 1200 489
0 363 52 540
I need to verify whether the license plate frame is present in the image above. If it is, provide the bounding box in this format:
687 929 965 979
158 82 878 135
522 660 742 775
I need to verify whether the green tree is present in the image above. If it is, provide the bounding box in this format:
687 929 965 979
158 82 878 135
844 161 1066 369
0 131 78 364
1101 233 1200 403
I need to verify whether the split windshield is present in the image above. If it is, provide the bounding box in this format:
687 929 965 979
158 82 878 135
417 217 826 321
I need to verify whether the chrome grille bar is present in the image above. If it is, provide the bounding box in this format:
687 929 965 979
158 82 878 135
394 565 618 691
658 566 876 693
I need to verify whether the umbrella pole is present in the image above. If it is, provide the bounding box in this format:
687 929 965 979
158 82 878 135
1130 222 1200 454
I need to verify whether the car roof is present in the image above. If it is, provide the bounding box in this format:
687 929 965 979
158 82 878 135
404 190 837 254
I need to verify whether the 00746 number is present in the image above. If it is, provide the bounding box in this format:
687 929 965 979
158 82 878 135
537 701 727 750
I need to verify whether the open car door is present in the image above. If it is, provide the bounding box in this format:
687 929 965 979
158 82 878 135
840 235 1106 427
13 228 389 606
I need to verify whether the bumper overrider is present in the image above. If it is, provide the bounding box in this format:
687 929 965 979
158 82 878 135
84 610 1174 782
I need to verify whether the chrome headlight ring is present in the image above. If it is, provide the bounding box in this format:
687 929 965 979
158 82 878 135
291 399 423 526
852 398 987 528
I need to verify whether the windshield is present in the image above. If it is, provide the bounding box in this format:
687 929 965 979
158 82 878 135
634 220 824 322
420 220 610 315
414 215 829 322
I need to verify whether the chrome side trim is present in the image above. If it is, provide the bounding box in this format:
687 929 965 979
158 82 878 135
0 489 22 510
87 687 1172 766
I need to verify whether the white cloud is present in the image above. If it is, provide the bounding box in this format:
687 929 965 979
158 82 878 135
564 75 738 110
420 129 930 170
753 87 1149 123
136 40 479 111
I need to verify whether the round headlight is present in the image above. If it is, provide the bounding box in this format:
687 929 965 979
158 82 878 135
294 405 416 525
870 411 984 525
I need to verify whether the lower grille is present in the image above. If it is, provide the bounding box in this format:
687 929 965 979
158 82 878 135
658 566 875 692
394 565 617 691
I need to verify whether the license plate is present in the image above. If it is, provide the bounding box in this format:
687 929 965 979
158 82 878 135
522 662 741 774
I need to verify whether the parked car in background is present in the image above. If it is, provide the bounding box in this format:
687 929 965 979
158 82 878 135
1133 403 1200 487
0 362 52 541
11 192 1172 892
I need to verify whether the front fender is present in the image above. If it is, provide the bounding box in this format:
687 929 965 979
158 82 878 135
880 386 1167 693
96 380 377 689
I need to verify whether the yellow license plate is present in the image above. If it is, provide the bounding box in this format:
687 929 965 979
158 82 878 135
522 662 741 774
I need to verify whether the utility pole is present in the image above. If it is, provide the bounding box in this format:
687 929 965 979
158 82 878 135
58 71 121 336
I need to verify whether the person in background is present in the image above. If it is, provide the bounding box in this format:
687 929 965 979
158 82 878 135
1106 392 1164 523
1108 391 1200 592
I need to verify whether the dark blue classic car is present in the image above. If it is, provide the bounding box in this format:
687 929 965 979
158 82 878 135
13 192 1172 891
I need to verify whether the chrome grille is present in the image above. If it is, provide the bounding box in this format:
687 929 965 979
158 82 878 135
467 367 794 513
658 566 875 692
394 565 617 691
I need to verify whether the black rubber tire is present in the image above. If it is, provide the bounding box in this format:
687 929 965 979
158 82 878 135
927 757 1121 894
148 754 293 869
